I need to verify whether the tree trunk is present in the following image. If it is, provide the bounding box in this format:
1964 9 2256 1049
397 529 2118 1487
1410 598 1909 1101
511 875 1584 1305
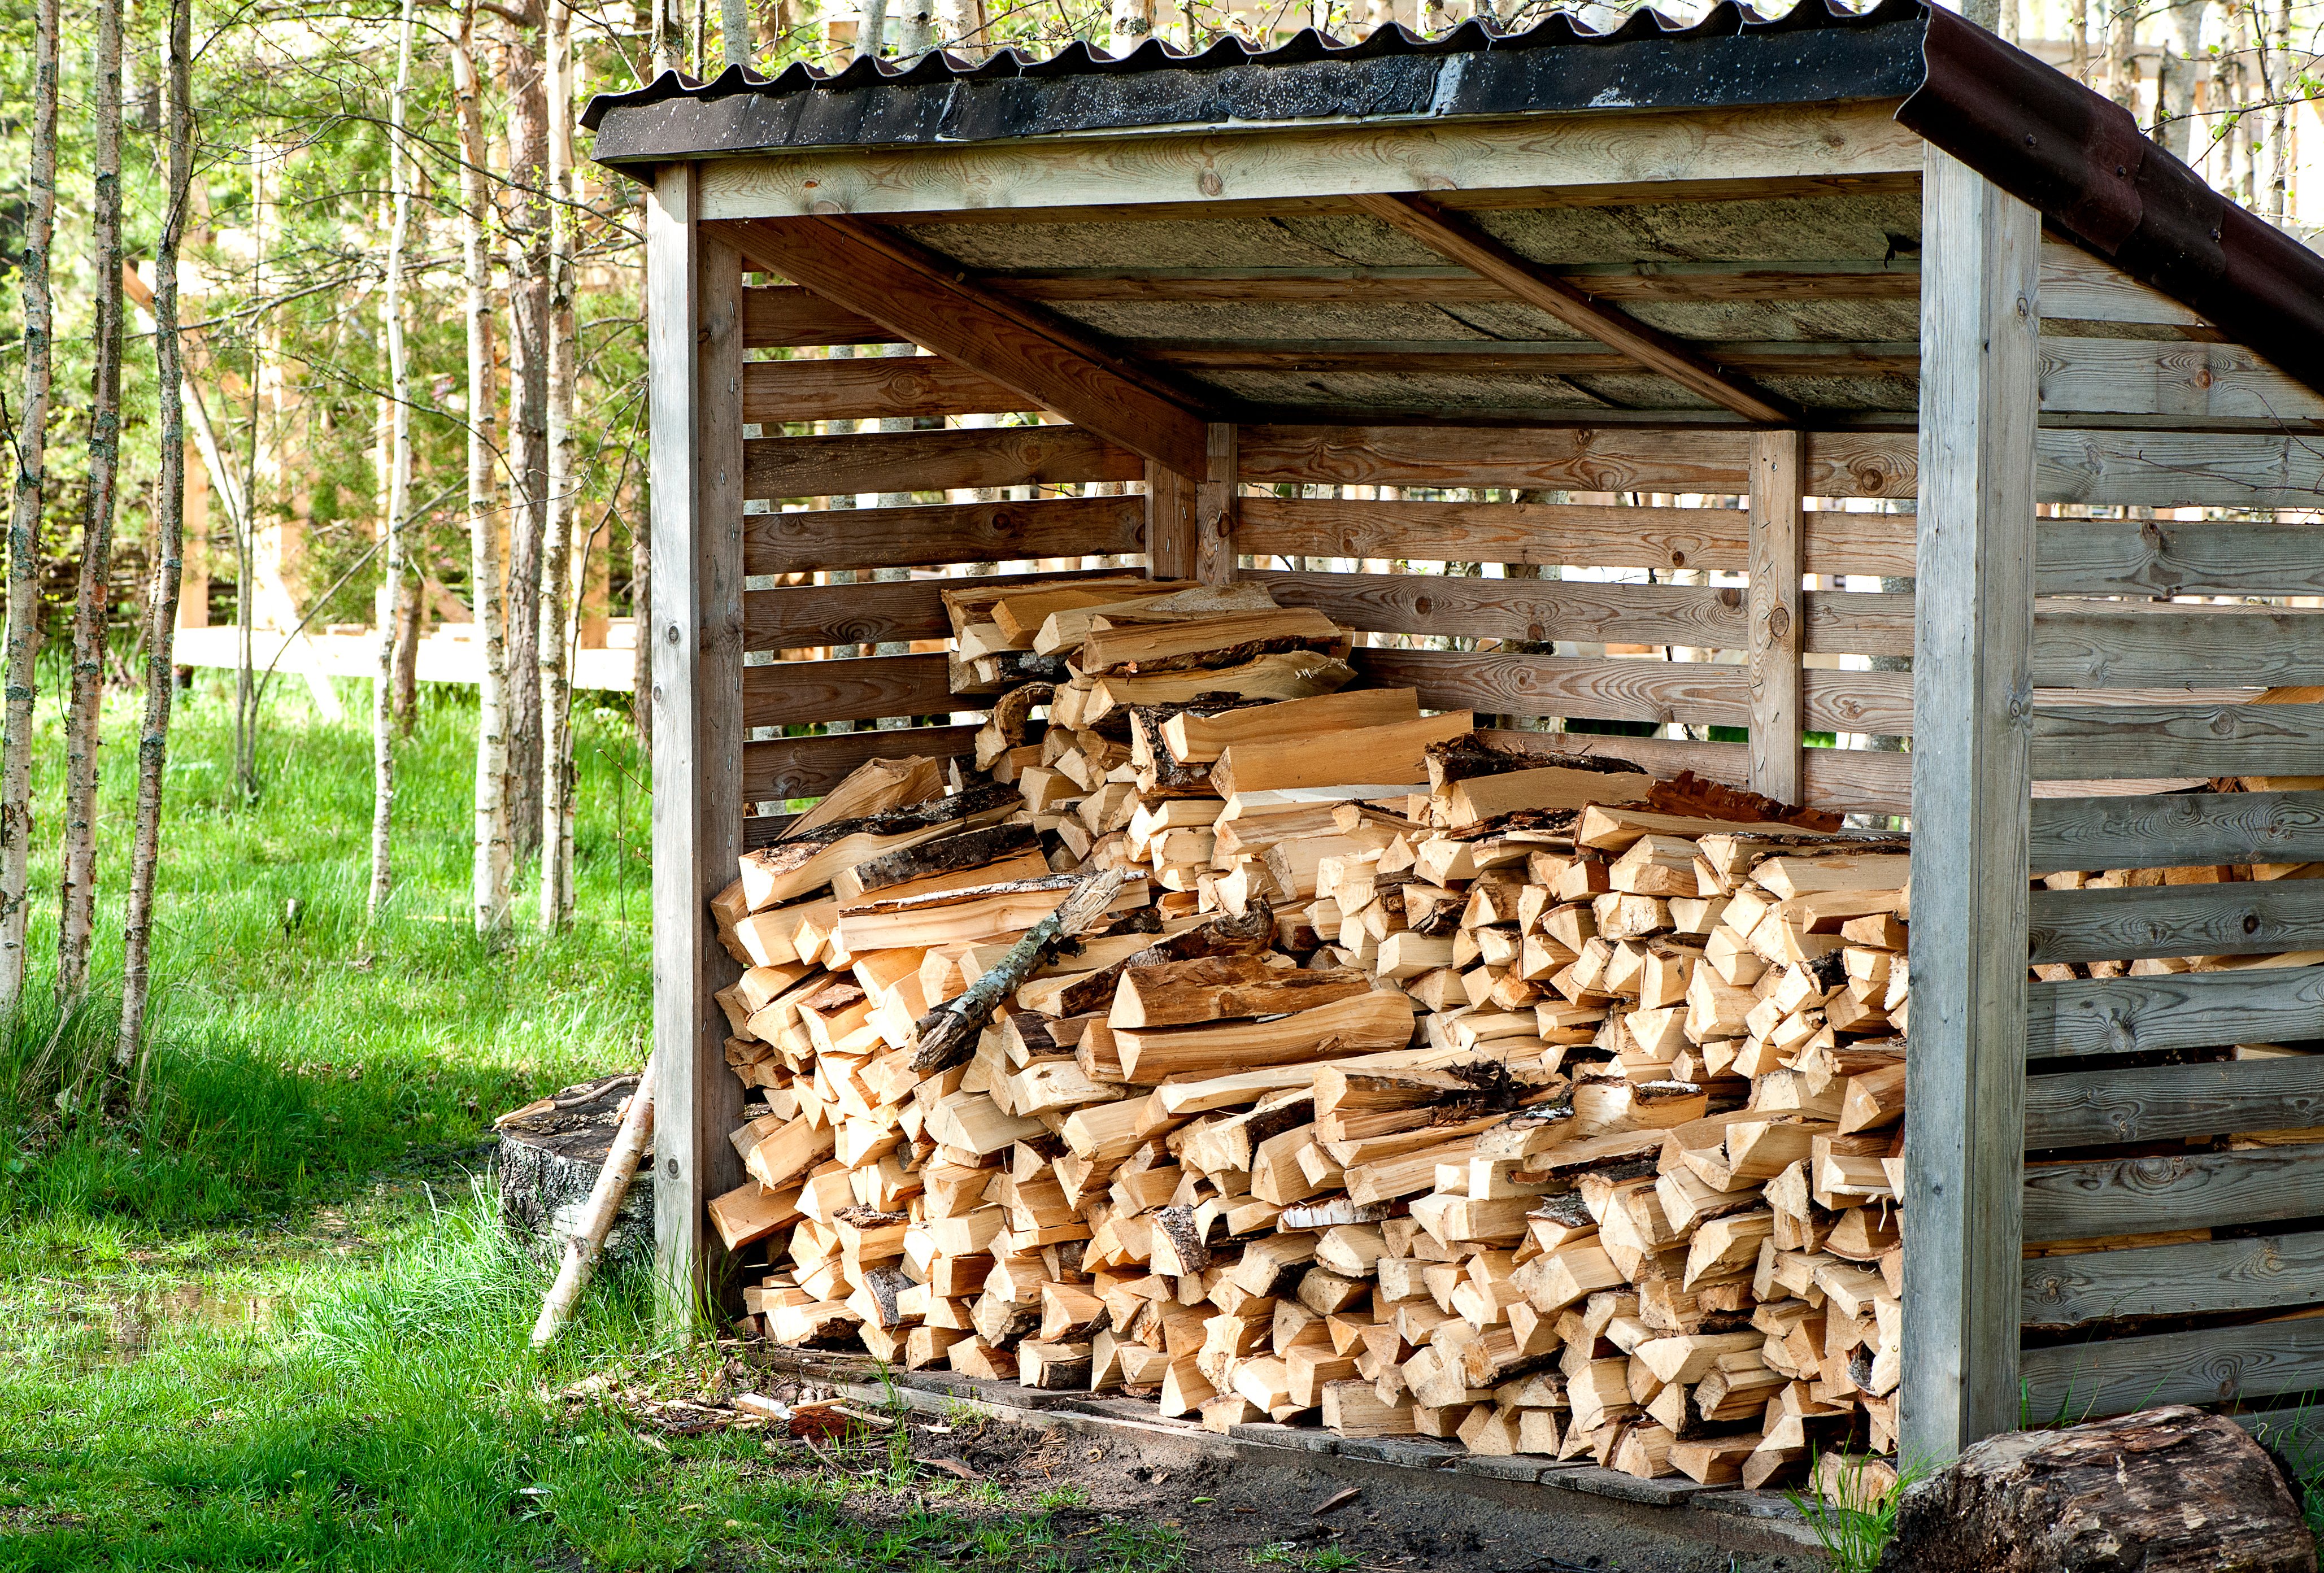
0 0 59 1012
2070 0 2089 81
1877 1406 2316 1573
2107 0 2140 112
370 0 417 919
538 0 578 931
60 0 127 1002
392 586 421 735
503 2 549 864
2158 0 2203 156
1107 0 1152 53
118 0 193 1074
934 0 986 53
2265 0 2290 222
456 0 512 933
496 1072 654 1273
721 0 750 66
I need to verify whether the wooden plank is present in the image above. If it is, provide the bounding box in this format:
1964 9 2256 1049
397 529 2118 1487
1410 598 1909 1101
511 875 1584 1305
2031 703 2324 781
1344 193 1796 422
1146 460 1197 583
1749 430 1805 802
2035 429 2324 509
2038 238 2206 326
2031 607 2324 689
2022 1230 2324 1327
741 355 1025 423
749 493 1143 577
1238 425 1917 499
746 566 1130 651
2036 518 2324 599
1903 146 2041 1458
725 217 1210 476
694 102 1923 221
1805 744 1912 816
2038 336 2324 422
2028 878 2324 964
2026 1141 2324 1241
1196 423 1238 588
1472 726 1749 786
647 170 748 1330
743 724 982 805
1137 338 1917 379
741 284 899 348
2025 1056 2324 1147
2030 966 2324 1060
1249 569 1747 648
744 653 959 728
2018 1317 2324 1421
745 429 1143 507
2029 788 2324 873
980 259 1922 305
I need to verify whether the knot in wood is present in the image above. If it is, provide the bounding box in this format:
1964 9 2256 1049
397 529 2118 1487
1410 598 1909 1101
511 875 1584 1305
1765 604 1792 641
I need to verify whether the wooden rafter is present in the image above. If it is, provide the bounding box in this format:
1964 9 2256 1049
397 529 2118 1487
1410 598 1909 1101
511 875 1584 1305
1347 192 1800 426
722 217 1212 478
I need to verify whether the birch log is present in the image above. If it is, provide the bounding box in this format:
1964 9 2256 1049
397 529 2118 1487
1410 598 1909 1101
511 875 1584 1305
908 868 1131 1072
532 1055 658 1345
368 0 416 919
0 0 58 1011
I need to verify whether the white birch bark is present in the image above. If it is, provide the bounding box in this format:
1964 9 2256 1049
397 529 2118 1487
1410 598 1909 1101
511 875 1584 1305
539 0 578 930
0 0 59 1011
369 0 417 918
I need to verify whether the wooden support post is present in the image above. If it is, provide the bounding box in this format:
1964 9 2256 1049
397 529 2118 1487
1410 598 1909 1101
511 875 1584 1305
1146 460 1196 582
1195 423 1238 588
1902 145 2040 1462
1747 429 1804 805
647 163 747 1334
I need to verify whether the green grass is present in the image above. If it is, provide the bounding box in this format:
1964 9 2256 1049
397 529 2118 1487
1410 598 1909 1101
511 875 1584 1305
0 671 1166 1572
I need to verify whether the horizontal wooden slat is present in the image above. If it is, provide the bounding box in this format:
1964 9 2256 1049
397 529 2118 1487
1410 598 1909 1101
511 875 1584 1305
2028 878 2324 964
745 653 960 727
2036 518 2324 599
2029 966 2324 1060
742 356 1025 422
2032 607 2324 689
1470 726 1749 786
2039 239 2206 326
1238 426 1917 499
2028 789 2324 873
2023 1141 2324 1242
2025 1056 2324 1147
743 724 982 804
1809 591 1914 656
745 426 1144 503
1234 497 1918 578
2022 1231 2324 1327
1805 744 1912 816
2038 336 2324 422
1139 338 1920 377
2018 1317 2324 1420
746 566 1134 651
2031 703 2324 780
2036 429 2324 508
742 285 900 347
747 494 1146 576
981 259 1922 305
1256 570 1744 648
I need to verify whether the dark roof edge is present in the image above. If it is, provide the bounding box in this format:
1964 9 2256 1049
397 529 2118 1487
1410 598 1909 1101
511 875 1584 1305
1900 5 2324 399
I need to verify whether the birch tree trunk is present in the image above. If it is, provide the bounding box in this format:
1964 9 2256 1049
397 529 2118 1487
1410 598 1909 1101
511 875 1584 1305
456 0 513 933
503 3 549 862
2265 0 2290 222
1108 0 1154 53
2158 0 2203 156
538 0 578 930
369 0 417 918
119 0 193 1071
0 0 59 1013
59 0 128 1002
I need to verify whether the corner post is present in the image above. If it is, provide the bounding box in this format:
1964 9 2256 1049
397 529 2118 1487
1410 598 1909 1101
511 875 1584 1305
1144 460 1196 581
647 165 747 1333
1747 429 1804 805
1195 423 1238 587
1902 143 2040 1461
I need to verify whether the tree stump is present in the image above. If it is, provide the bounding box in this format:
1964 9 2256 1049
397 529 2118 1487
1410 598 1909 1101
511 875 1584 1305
495 1074 654 1274
1878 1405 2316 1573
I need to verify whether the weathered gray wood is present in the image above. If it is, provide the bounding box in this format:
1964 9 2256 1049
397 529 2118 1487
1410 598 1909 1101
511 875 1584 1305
2031 607 2324 688
744 426 1143 504
2018 1318 2324 1420
2038 239 2205 325
2036 335 2324 422
2035 429 2324 509
742 724 982 806
1139 334 1913 382
1805 743 1913 816
740 354 1024 423
2024 1056 2324 1147
1196 422 1238 587
1902 146 2040 1461
1250 568 1747 648
2023 1141 2324 1242
747 493 1145 576
983 259 1922 304
2029 966 2324 1059
2031 703 2324 780
746 565 1130 651
1146 459 1197 583
2029 879 2324 964
2022 1230 2324 1327
1748 430 1805 803
1342 647 1910 734
647 169 747 1331
2028 789 2324 873
743 652 957 727
2037 518 2324 599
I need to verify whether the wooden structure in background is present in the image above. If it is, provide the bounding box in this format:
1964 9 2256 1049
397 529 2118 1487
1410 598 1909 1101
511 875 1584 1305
591 0 2324 1463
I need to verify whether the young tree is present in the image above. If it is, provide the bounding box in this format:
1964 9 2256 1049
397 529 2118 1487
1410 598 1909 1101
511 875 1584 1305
539 0 578 929
504 3 550 861
370 0 419 917
456 0 513 932
59 0 129 1001
120 0 196 1069
0 0 60 1012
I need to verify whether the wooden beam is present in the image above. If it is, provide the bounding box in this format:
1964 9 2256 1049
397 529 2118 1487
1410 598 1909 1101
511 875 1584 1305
1146 460 1197 583
748 491 1144 577
1345 191 1798 425
2024 1141 2324 1243
721 216 1211 477
1133 340 1917 379
2027 788 2324 873
646 165 747 1334
2031 702 2324 779
1901 145 2042 1461
741 355 1024 424
2022 1056 2324 1148
2023 1230 2324 1327
1748 430 1805 804
978 260 1922 305
1196 423 1238 588
2029 966 2324 1061
2028 878 2324 964
2019 1317 2324 1419
745 426 1142 510
743 724 982 804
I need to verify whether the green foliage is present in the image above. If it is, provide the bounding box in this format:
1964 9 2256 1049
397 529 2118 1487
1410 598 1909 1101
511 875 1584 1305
1247 1541 1355 1571
1790 1452 1929 1573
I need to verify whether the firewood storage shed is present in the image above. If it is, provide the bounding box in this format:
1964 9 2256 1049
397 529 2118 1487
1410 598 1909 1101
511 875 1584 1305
585 0 2324 1466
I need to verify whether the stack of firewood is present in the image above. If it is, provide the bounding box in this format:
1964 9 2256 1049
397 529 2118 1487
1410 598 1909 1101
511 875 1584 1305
703 604 1923 1488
